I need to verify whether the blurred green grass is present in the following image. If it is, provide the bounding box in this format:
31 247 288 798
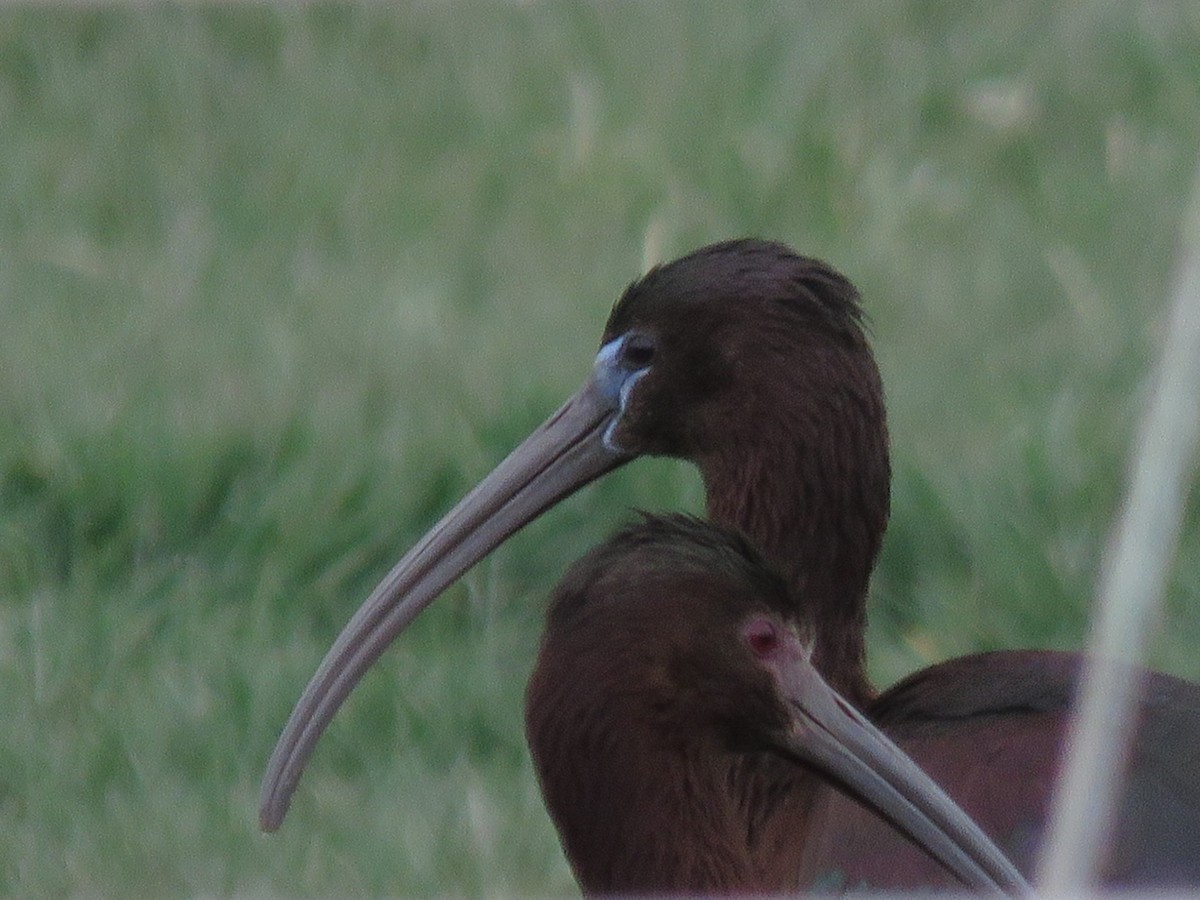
2 4 1199 895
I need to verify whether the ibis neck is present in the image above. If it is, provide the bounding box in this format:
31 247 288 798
729 752 827 888
702 431 888 707
533 733 819 893
527 643 822 893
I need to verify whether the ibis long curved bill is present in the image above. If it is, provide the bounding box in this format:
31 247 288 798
777 657 1031 895
259 360 636 831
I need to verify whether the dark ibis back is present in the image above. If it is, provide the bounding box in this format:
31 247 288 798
798 650 1200 889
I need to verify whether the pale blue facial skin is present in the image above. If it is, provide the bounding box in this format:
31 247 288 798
594 334 650 454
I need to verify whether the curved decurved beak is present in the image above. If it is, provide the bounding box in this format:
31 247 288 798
259 371 631 832
777 662 1032 896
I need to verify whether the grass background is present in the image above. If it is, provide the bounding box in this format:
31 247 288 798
2 4 1199 895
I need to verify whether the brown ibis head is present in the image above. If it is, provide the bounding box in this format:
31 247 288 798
592 242 890 697
260 239 889 830
525 514 1026 895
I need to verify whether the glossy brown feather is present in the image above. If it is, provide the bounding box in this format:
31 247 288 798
526 515 1027 894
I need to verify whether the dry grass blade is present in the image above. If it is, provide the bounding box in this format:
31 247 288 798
1037 159 1200 890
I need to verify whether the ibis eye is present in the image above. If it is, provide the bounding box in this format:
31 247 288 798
621 333 656 369
744 619 779 658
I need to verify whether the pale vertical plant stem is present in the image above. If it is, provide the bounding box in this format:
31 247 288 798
1036 160 1200 891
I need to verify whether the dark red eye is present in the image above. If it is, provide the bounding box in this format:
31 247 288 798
744 619 779 658
621 333 657 368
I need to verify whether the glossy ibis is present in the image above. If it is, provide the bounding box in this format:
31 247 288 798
526 513 1028 894
261 239 1200 887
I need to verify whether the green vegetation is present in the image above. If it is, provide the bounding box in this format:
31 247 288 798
2 4 1198 895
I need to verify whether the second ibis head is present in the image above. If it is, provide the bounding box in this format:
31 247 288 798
526 514 1027 895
